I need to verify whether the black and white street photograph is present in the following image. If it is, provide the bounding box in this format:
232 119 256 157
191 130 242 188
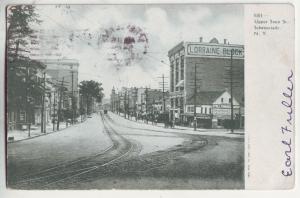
6 4 245 189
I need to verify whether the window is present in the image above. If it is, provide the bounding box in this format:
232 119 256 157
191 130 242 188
188 106 194 112
221 98 224 103
200 107 203 114
180 97 184 111
170 61 174 92
229 98 232 103
180 55 184 80
175 58 179 91
204 107 207 114
209 108 212 114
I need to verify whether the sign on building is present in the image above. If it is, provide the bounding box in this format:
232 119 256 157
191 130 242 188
212 107 240 119
186 43 244 59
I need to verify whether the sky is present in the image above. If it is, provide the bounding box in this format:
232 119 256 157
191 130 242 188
32 4 244 97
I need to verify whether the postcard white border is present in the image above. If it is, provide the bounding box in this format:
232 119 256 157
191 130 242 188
0 0 299 197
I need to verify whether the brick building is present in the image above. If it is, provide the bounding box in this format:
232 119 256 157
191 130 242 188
168 37 244 128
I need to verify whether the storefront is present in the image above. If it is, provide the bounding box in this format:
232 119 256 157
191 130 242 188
168 37 244 129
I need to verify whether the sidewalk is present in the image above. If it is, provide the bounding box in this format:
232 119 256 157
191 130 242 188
7 121 82 143
110 112 244 138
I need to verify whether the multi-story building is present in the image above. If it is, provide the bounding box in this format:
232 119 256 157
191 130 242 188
168 37 244 128
36 59 80 122
29 29 80 122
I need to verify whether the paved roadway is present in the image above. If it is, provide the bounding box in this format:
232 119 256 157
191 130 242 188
7 111 244 189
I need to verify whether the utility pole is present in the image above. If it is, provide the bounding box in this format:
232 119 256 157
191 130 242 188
123 92 126 118
187 63 203 131
49 91 52 131
158 74 168 113
145 87 148 123
125 91 127 118
80 94 83 122
163 75 166 113
57 77 64 131
193 65 197 131
162 74 166 112
117 93 120 115
25 63 31 137
127 90 130 119
41 72 46 133
224 49 240 133
71 71 74 125
230 49 234 133
134 88 137 121
53 90 56 131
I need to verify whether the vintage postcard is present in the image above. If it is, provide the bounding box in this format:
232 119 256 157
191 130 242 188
0 1 296 192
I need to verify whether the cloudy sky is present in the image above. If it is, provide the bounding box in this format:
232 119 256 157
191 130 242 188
33 4 244 97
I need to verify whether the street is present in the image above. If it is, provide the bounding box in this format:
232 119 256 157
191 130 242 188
7 111 244 189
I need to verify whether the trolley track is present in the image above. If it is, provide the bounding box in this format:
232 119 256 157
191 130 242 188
9 112 209 189
10 112 138 189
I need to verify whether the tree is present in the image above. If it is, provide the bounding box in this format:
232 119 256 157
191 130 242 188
79 80 104 114
6 5 44 126
7 5 41 58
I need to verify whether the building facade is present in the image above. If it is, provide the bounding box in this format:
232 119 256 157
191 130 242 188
38 59 80 122
110 87 170 122
168 37 244 128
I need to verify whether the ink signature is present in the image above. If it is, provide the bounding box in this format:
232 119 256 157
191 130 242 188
281 70 293 177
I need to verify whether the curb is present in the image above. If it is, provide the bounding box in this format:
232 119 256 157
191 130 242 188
110 113 245 137
7 120 87 144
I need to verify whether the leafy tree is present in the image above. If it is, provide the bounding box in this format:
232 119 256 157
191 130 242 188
79 80 104 114
6 5 44 124
7 5 41 58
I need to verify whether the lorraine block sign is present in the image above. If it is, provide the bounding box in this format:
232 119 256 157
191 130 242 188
186 42 244 59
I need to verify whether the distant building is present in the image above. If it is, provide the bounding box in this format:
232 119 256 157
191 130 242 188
185 90 243 128
168 37 244 128
29 30 80 121
37 59 80 120
110 87 170 120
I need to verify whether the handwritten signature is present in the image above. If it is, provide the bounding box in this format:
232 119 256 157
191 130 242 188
281 70 293 177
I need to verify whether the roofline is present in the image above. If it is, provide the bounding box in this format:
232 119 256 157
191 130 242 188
168 41 184 57
185 41 244 48
168 41 244 57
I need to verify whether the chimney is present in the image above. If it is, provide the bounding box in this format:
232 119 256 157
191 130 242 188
199 37 203 43
224 39 227 44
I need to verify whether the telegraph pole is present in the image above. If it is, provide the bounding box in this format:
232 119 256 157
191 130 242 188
25 64 31 137
53 90 56 131
224 49 241 133
230 49 234 133
187 63 203 131
127 90 130 119
158 74 168 113
123 92 127 118
57 77 64 131
145 87 149 123
117 94 120 114
41 72 46 133
162 74 166 112
193 65 197 131
71 71 74 124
